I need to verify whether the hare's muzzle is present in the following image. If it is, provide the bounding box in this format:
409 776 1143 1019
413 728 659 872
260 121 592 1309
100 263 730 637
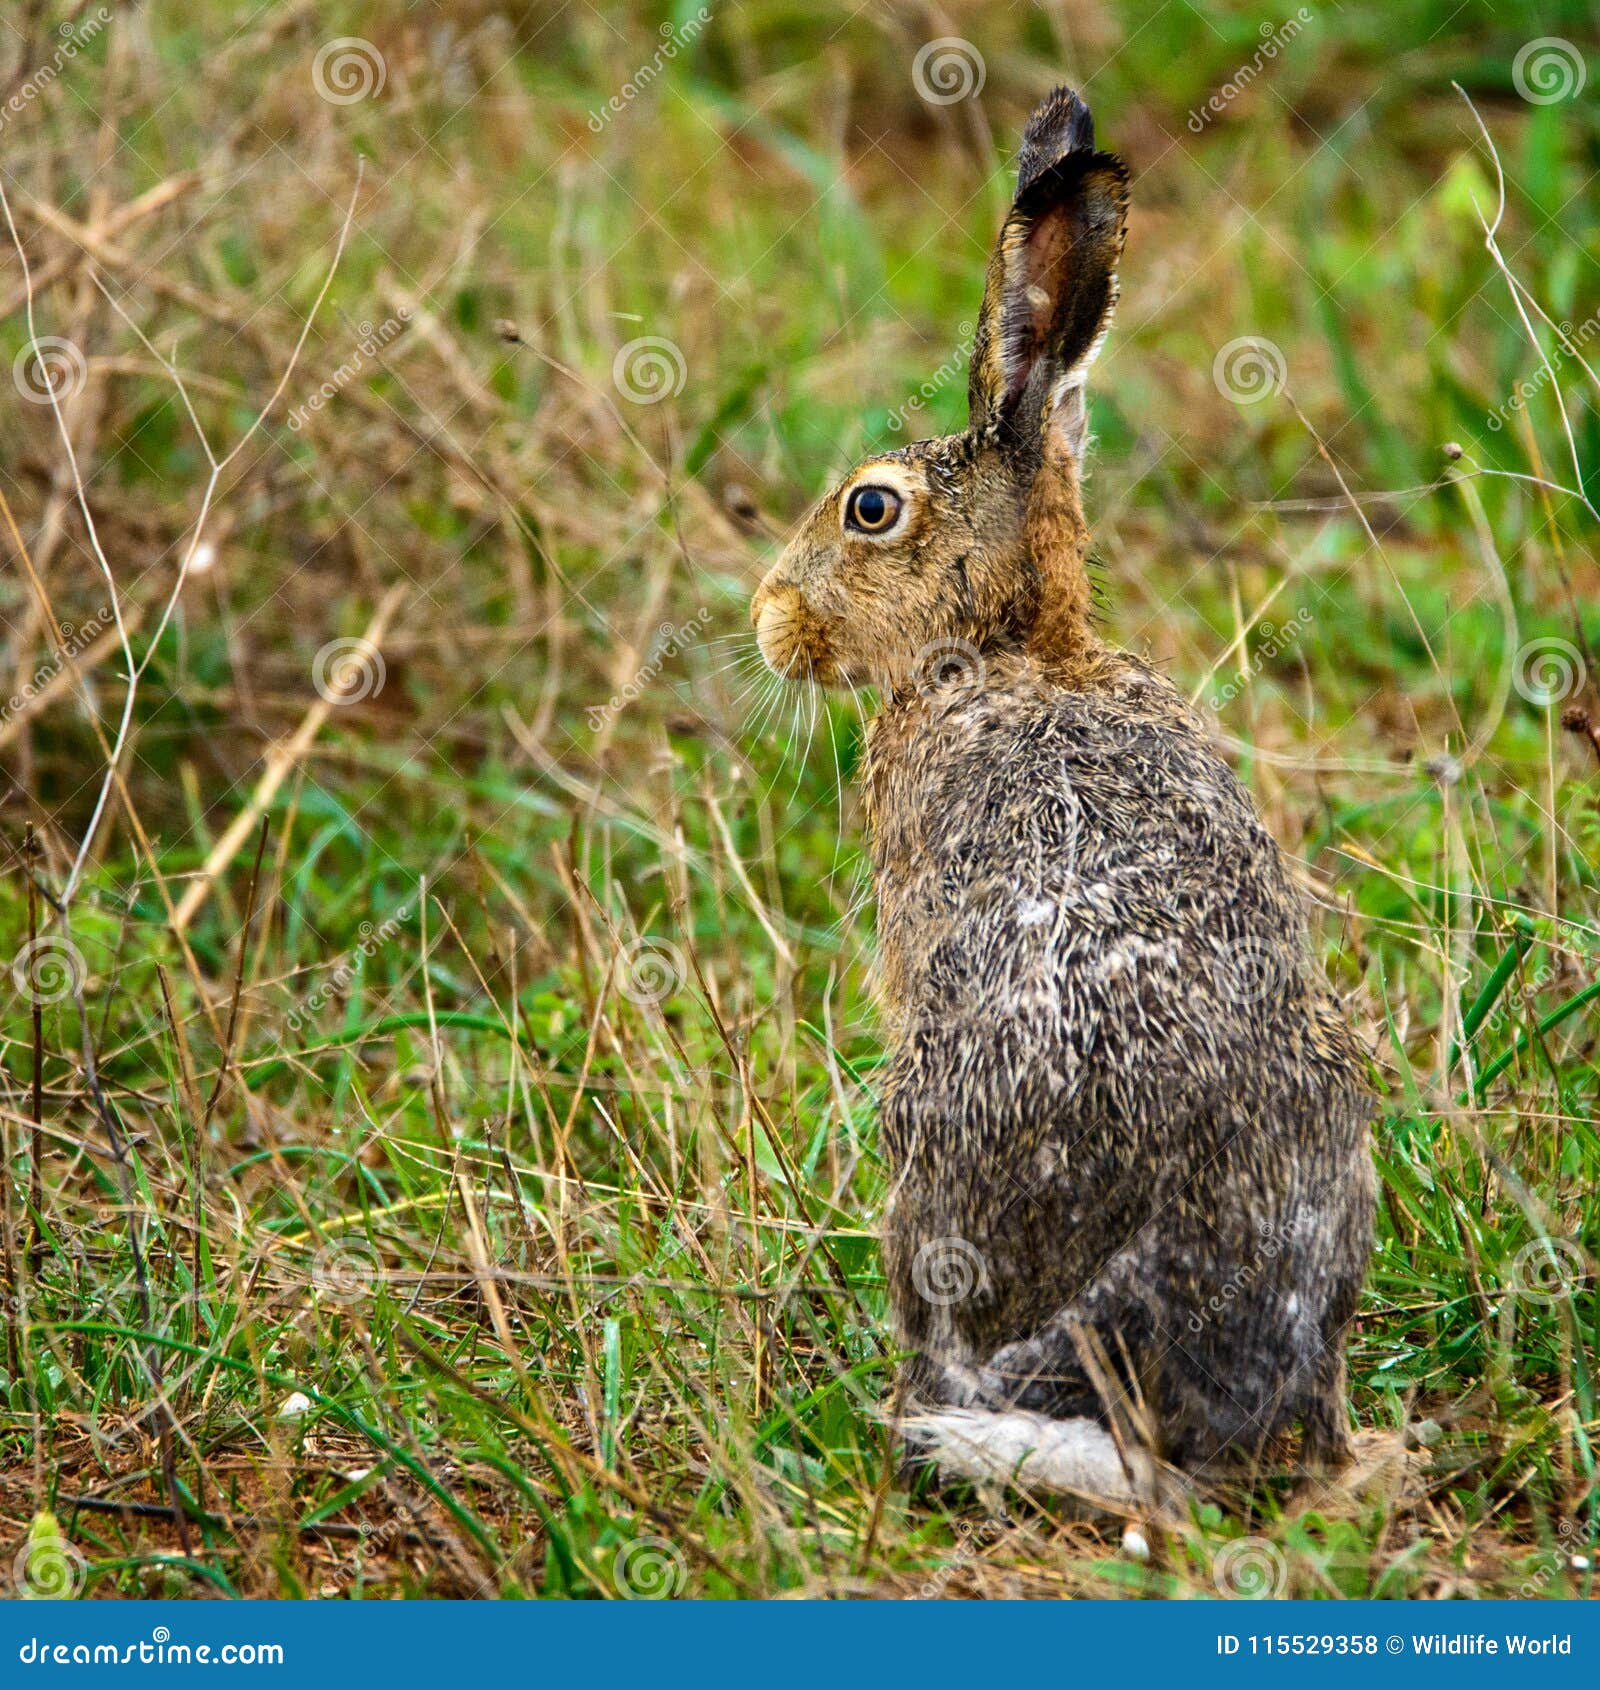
751 578 828 682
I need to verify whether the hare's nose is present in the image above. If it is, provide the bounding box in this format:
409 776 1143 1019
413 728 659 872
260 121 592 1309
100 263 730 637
750 577 775 629
754 593 785 646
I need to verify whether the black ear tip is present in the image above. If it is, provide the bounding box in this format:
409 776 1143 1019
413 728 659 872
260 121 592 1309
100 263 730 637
1016 86 1098 192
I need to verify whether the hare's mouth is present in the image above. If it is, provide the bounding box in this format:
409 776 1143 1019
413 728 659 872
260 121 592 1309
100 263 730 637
752 584 840 684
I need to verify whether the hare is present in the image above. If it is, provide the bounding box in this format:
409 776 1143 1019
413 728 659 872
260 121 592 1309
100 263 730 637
750 87 1375 1509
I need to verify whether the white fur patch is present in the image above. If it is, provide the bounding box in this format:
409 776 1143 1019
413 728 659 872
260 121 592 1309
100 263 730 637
903 1408 1157 1507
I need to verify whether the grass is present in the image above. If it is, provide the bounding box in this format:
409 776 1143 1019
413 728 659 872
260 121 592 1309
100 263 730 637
0 0 1596 1599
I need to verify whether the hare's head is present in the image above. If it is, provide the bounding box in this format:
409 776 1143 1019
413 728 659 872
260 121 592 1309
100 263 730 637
752 87 1128 692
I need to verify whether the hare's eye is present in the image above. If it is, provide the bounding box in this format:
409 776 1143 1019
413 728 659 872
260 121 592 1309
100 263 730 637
845 485 903 534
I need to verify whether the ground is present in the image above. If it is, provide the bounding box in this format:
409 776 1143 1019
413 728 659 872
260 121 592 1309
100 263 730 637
0 0 1596 1599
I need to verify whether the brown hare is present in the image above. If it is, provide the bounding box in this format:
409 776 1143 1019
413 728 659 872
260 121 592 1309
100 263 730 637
751 87 1376 1508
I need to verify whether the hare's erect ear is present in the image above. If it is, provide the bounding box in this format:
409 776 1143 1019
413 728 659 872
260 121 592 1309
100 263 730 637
967 87 1128 464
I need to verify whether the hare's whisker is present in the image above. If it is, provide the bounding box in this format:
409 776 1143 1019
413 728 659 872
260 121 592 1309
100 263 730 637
788 683 821 807
747 674 786 742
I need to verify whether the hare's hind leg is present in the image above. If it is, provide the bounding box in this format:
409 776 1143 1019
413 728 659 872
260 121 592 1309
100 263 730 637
1300 1349 1354 1471
900 1406 1160 1509
977 1329 1102 1419
898 1334 1172 1510
892 1349 1149 1506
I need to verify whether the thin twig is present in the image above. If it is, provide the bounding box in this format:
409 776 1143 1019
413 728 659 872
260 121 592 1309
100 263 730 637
0 162 365 908
171 585 406 934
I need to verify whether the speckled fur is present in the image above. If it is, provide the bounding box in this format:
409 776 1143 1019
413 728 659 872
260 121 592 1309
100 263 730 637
752 88 1375 1484
869 644 1375 1468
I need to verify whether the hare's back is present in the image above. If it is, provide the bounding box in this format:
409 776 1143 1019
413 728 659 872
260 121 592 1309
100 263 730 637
871 655 1375 1363
871 656 1313 1053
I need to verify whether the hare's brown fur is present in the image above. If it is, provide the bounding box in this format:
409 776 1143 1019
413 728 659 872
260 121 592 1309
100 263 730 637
753 87 1375 1490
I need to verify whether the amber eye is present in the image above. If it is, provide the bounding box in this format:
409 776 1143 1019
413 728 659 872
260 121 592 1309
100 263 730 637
845 484 902 534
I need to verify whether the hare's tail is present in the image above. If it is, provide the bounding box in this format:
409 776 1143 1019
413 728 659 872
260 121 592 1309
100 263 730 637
901 1407 1162 1509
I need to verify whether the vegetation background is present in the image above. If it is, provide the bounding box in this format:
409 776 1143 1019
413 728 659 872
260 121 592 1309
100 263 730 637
0 0 1596 1599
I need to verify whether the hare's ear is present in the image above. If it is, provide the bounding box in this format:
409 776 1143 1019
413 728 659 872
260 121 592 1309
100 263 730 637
967 88 1128 464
